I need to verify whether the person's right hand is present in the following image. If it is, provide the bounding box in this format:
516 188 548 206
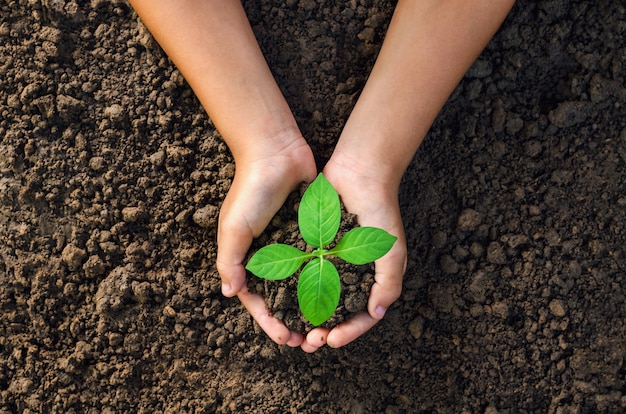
215 136 317 346
300 154 408 352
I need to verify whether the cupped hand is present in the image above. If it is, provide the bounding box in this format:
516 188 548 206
215 137 316 347
300 156 407 353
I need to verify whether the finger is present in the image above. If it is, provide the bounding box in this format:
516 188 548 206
307 327 330 347
300 340 319 353
216 190 255 297
300 327 330 353
217 267 246 297
323 243 406 348
215 173 295 297
326 313 378 348
216 227 251 297
286 331 304 348
237 286 294 345
367 238 407 320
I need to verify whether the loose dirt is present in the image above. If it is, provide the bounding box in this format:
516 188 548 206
1 1 625 412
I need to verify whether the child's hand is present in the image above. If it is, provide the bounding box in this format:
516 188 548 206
301 157 408 352
215 138 316 346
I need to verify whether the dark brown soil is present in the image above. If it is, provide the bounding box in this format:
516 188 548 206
2 0 626 412
246 189 372 331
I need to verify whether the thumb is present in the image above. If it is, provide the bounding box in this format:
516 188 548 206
216 214 254 297
367 238 407 320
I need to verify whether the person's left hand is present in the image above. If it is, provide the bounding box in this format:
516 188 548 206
300 157 407 352
215 136 317 347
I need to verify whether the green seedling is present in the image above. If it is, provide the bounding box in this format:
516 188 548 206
245 173 397 326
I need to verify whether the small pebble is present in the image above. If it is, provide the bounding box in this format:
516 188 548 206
408 316 424 340
440 255 459 275
457 209 483 232
549 299 567 317
121 206 147 223
548 101 589 128
89 156 106 171
492 301 509 319
61 243 87 271
192 205 219 228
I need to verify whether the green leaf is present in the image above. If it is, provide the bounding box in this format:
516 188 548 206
298 173 341 249
245 244 311 280
297 257 340 326
328 227 397 265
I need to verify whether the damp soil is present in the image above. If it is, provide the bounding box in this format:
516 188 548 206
2 1 626 413
246 186 372 331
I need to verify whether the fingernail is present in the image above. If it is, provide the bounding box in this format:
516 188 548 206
375 305 386 319
221 283 232 296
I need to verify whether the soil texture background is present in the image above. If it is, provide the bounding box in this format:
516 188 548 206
1 0 626 413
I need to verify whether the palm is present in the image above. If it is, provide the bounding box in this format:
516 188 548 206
301 160 407 351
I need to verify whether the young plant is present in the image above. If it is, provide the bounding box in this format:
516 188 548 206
245 173 397 326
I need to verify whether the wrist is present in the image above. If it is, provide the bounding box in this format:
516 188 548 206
325 150 402 204
227 120 305 166
327 146 405 193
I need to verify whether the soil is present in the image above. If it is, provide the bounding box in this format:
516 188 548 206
1 0 625 413
246 184 373 331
